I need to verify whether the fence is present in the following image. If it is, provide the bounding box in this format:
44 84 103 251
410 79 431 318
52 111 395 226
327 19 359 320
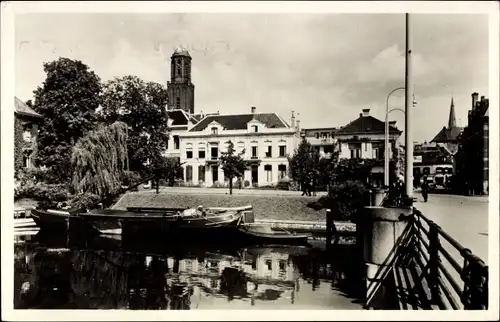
411 208 488 310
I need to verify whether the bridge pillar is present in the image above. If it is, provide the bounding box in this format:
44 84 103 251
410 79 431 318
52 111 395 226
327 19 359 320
360 206 413 307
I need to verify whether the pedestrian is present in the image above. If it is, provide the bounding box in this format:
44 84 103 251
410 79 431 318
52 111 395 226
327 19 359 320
301 179 308 196
421 175 429 202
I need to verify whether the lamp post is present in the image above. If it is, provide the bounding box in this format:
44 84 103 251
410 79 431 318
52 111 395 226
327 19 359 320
404 13 414 200
385 87 405 187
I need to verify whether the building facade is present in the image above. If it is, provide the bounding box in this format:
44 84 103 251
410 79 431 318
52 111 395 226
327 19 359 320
430 97 463 154
301 126 338 159
336 109 402 187
14 97 42 172
178 107 300 187
454 92 489 195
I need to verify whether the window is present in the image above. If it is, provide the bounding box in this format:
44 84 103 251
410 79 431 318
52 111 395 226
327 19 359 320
174 136 180 150
211 127 218 135
279 260 287 272
264 164 272 182
198 150 205 159
279 145 286 157
374 148 381 159
350 148 361 159
278 164 287 180
251 146 258 158
265 146 272 158
186 165 193 182
186 150 193 159
211 147 218 159
198 165 205 182
324 146 334 154
176 62 181 76
315 133 320 139
322 132 328 139
265 259 272 270
176 97 180 109
252 125 258 133
23 156 30 168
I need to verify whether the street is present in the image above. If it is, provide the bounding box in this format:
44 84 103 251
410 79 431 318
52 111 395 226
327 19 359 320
413 192 489 263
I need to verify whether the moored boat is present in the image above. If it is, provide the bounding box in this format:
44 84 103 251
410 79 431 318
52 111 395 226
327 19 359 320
236 224 310 245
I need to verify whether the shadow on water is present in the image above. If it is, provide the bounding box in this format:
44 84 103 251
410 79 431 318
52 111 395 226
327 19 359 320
14 232 365 310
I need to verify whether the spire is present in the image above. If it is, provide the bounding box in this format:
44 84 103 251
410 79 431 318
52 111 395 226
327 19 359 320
448 97 456 129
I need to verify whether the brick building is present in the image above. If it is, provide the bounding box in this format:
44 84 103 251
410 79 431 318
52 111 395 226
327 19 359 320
454 92 489 195
14 97 42 173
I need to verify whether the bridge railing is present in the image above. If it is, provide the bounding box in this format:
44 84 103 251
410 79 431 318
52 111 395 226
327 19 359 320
412 208 488 310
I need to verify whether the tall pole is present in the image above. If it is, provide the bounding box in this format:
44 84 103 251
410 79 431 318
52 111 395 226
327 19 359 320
404 13 414 200
385 87 405 187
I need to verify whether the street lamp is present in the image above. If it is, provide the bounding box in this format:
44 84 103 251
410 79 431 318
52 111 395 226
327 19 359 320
385 87 405 187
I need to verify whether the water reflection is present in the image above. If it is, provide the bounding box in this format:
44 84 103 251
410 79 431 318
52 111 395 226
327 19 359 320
14 233 363 310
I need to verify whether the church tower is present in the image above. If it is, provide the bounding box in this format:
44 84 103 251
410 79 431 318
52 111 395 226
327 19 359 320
448 97 457 129
167 47 195 114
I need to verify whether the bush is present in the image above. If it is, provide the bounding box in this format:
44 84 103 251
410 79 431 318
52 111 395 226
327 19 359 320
244 180 250 188
68 192 101 211
122 171 141 186
309 180 370 222
276 179 291 191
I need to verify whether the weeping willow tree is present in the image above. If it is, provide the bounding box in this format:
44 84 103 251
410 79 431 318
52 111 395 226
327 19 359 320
71 121 128 197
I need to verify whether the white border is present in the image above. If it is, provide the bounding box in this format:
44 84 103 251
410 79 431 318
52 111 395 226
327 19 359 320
2 1 499 321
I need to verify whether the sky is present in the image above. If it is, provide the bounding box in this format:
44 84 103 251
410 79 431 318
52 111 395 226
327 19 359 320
14 13 489 142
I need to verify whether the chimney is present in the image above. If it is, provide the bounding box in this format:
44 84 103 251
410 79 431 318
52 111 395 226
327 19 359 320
296 119 300 131
362 108 370 117
251 106 256 114
472 92 479 109
291 111 295 128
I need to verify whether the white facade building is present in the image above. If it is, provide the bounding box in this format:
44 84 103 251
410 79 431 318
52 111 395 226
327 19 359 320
178 107 300 187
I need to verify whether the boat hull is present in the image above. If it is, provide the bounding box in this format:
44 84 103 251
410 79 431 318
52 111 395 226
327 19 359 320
236 225 310 245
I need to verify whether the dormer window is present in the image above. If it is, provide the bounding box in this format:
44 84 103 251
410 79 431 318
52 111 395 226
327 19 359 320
211 127 218 135
252 125 258 133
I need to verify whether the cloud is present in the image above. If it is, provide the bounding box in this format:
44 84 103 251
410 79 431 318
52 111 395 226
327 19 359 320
14 13 489 142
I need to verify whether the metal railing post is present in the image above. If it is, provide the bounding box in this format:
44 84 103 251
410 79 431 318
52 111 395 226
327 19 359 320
461 250 489 310
428 221 440 303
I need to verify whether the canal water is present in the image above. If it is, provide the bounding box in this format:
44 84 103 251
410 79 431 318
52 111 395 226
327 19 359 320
14 233 364 310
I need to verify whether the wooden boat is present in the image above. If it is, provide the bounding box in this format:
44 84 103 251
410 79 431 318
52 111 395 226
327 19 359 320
236 224 310 245
31 205 252 240
82 206 251 237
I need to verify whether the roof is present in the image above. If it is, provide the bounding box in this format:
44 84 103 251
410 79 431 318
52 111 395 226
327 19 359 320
14 97 42 118
190 114 203 123
172 48 191 58
167 109 190 126
189 113 288 132
431 126 463 143
335 115 401 135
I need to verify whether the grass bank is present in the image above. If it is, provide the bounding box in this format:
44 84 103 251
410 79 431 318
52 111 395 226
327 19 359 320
114 191 327 222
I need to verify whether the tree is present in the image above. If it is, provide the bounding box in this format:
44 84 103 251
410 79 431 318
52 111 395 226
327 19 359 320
32 58 102 183
99 76 169 175
146 156 184 187
71 121 128 197
219 141 248 195
288 138 323 195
